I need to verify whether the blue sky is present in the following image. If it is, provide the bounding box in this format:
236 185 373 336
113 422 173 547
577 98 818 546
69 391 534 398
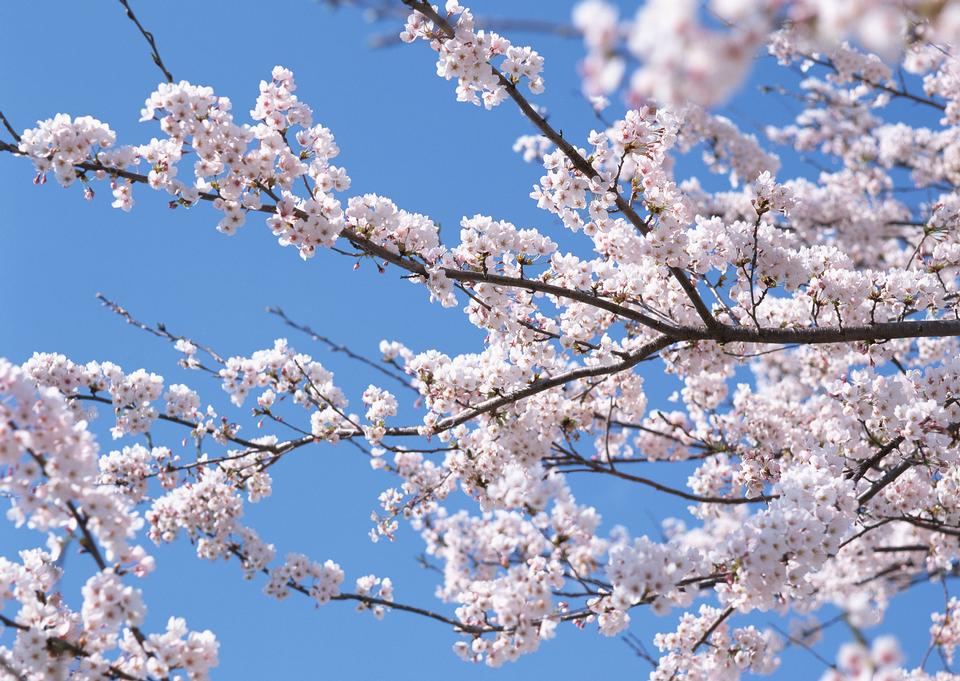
0 1 949 678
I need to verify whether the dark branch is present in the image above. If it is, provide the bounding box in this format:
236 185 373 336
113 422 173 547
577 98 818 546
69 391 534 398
116 0 174 83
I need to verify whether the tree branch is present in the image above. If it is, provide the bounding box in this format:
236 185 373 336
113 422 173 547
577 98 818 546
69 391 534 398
116 0 174 83
402 0 721 332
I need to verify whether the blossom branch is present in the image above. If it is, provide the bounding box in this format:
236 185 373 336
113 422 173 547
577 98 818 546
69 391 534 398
266 306 417 393
548 443 774 504
0 614 146 681
5 136 960 347
400 0 722 333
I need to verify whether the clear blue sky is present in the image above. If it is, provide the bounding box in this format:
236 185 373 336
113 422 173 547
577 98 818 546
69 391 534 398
0 1 947 678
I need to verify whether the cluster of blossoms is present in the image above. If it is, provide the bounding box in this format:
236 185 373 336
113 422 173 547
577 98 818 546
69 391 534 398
1 358 148 566
650 605 782 680
571 0 960 107
16 68 347 259
452 214 556 272
400 1 544 108
716 461 858 610
5 557 219 680
146 467 246 559
264 553 344 605
216 338 364 441
600 535 703 629
1 344 385 667
136 617 220 680
353 574 394 618
81 571 146 645
0 364 220 679
932 598 960 665
512 134 552 163
452 556 565 666
820 636 904 680
17 114 116 188
219 338 344 407
164 383 201 420
362 384 397 444
99 443 177 502
678 107 780 187
369 445 455 542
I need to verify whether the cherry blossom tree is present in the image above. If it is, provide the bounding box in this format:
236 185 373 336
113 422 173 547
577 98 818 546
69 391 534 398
6 0 960 678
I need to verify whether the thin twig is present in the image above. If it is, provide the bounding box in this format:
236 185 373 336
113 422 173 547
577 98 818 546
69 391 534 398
692 606 735 652
0 110 21 143
117 0 174 82
267 306 417 393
